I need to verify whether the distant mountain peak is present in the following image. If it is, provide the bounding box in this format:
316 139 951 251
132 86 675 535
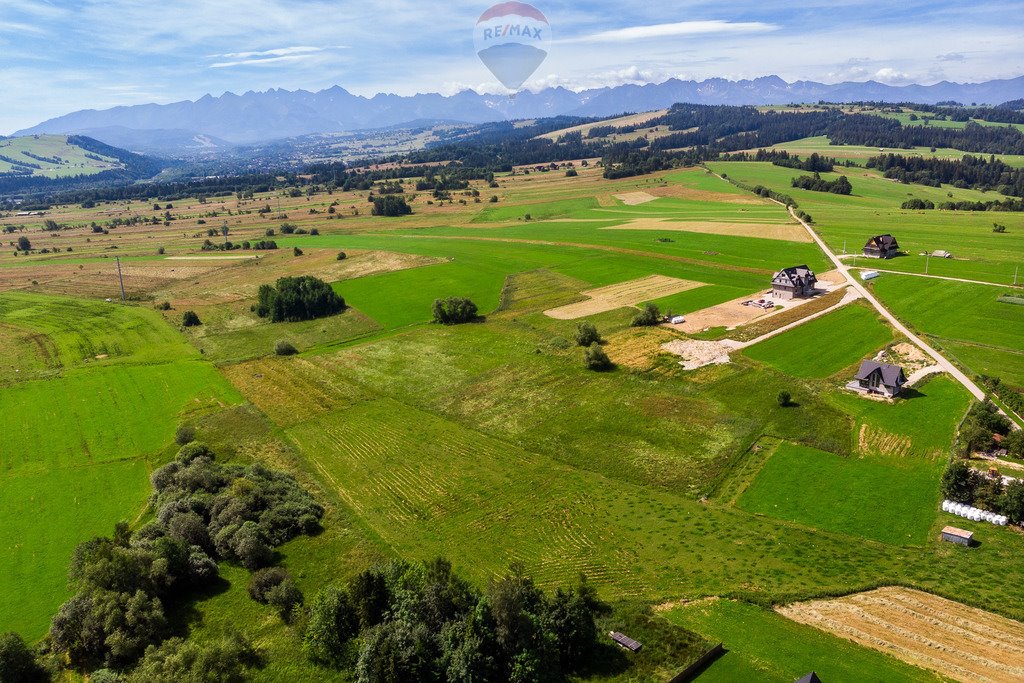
14 75 1024 153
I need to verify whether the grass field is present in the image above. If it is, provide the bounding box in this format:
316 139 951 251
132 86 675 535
0 294 244 638
870 275 1024 385
744 303 894 378
4 158 1024 680
666 599 937 682
708 161 1024 284
738 442 944 545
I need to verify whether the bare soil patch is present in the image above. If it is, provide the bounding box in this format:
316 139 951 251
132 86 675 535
779 587 1024 683
603 218 811 242
613 192 660 206
647 183 767 204
661 339 732 370
544 275 702 320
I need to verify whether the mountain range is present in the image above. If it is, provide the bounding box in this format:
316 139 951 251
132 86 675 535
16 75 1024 155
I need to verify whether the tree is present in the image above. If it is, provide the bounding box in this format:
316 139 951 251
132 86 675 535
126 634 257 683
293 247 303 257
573 322 602 347
16 236 30 251
432 297 478 325
777 390 793 407
371 195 412 217
630 303 661 327
181 310 201 327
941 460 979 504
0 632 46 683
256 276 345 323
336 251 347 260
1002 480 1024 524
174 425 196 446
304 587 359 668
1002 429 1024 459
583 343 612 371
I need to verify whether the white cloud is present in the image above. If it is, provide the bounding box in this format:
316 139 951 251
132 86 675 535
216 46 328 60
873 67 914 84
566 20 779 44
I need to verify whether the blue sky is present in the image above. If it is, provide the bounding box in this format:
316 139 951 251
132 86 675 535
1 0 1022 133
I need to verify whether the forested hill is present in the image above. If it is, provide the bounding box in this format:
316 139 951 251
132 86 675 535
0 134 166 194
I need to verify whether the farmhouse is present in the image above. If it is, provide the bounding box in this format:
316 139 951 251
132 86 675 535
796 674 823 683
941 526 973 546
863 234 900 259
771 265 818 299
850 360 907 397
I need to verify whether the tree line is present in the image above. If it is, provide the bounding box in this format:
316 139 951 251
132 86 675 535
867 153 1024 198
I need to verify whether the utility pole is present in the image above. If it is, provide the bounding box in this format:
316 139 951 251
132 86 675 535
842 239 847 255
115 256 126 301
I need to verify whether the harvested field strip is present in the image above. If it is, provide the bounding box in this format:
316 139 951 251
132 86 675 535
614 191 659 205
602 218 811 243
544 275 702 319
779 587 1024 683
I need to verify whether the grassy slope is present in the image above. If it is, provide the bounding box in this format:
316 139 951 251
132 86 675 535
666 600 937 682
743 303 894 378
0 134 122 178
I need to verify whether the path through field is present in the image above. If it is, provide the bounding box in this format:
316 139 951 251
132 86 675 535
778 587 1024 683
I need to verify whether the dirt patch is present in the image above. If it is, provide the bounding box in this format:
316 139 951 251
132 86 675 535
603 218 811 242
778 587 1024 683
647 183 768 205
858 423 914 457
661 339 732 370
613 192 660 206
544 275 703 320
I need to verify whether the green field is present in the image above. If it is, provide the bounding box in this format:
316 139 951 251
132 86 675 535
0 294 243 638
666 600 936 682
708 160 1024 284
870 275 1024 385
738 442 944 545
0 134 122 178
744 303 894 378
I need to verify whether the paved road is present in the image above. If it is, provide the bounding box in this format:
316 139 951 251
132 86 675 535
788 207 988 401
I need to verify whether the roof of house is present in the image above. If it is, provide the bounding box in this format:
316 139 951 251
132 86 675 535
942 526 973 539
865 234 899 249
854 360 906 387
796 673 823 683
772 265 817 287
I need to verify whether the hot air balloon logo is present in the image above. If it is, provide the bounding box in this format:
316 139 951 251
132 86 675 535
474 2 551 93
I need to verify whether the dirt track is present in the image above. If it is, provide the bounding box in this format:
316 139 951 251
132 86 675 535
779 587 1024 683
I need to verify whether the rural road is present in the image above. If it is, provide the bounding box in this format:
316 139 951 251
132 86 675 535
788 206 988 401
844 265 1014 289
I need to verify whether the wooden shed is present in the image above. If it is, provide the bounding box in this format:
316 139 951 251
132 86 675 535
941 526 973 546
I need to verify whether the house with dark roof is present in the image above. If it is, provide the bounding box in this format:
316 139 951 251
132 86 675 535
771 265 818 300
796 674 823 683
863 234 900 259
850 360 907 398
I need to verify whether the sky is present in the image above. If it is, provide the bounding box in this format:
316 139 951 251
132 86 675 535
1 0 1022 133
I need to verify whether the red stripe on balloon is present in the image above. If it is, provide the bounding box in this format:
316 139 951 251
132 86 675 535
478 2 548 23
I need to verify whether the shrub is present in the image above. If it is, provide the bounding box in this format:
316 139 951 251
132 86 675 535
565 168 578 177
256 276 345 323
336 251 347 261
274 340 298 356
777 390 792 407
573 322 602 347
583 342 612 371
16 236 31 251
267 578 304 623
155 301 172 311
125 634 257 683
293 247 303 257
157 246 165 255
174 425 196 446
630 302 661 327
432 297 478 325
249 567 289 603
181 311 201 327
